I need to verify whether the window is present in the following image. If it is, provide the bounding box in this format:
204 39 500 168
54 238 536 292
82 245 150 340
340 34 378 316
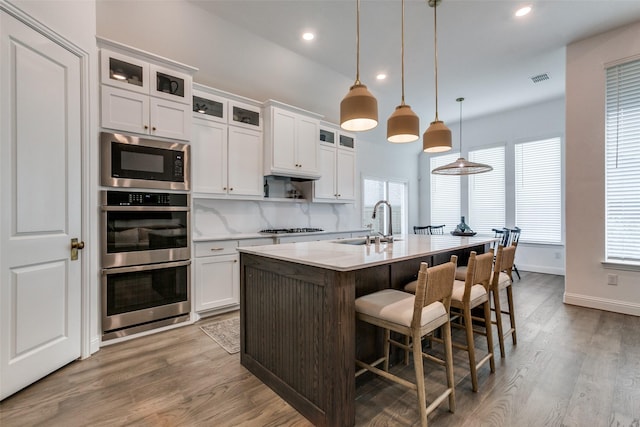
605 58 640 264
468 146 505 234
362 178 407 235
514 137 562 244
430 153 460 231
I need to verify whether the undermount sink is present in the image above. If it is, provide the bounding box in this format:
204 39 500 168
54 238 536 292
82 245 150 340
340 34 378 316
333 237 402 245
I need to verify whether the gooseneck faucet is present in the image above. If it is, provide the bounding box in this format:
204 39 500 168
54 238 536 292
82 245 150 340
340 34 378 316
372 200 393 242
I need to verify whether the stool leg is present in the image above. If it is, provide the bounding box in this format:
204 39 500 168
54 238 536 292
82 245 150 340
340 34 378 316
484 299 496 373
493 287 506 358
442 321 456 413
383 329 391 371
412 330 428 427
506 285 517 346
463 305 479 392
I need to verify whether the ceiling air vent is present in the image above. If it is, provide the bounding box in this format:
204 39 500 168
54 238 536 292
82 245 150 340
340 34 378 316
530 73 550 83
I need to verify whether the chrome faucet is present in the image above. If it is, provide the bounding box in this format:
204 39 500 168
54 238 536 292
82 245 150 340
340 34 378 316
372 200 393 242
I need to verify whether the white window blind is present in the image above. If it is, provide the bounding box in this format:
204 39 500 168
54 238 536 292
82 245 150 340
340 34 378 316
430 153 460 232
362 178 407 235
606 59 640 263
468 146 505 234
515 138 562 244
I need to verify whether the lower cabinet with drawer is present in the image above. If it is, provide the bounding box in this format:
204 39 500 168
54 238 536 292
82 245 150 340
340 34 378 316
194 240 240 313
194 238 273 315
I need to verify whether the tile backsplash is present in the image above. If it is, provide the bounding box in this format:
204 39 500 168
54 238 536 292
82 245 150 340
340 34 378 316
192 198 361 237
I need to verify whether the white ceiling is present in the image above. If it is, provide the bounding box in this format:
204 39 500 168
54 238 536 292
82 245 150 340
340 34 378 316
190 0 640 128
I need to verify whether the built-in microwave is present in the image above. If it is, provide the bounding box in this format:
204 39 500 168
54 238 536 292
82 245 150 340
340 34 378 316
101 132 190 191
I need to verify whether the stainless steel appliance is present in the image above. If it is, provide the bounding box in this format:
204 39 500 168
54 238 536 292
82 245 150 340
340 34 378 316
101 190 191 340
101 191 190 268
101 132 190 191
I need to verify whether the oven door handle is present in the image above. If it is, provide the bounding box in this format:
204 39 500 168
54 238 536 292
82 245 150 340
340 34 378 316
102 259 191 275
101 206 189 212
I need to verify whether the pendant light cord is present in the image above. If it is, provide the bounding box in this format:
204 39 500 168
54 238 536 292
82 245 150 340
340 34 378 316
401 0 406 105
458 97 463 153
355 0 361 85
433 1 440 120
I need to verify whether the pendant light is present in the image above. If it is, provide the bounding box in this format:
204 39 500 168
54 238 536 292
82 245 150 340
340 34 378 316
387 0 420 143
423 0 452 153
340 0 378 132
432 97 493 175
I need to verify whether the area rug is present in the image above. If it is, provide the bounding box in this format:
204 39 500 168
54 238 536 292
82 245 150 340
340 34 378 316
200 317 240 354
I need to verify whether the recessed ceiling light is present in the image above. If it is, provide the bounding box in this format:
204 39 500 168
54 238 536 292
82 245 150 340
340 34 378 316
376 73 387 80
302 32 314 41
515 6 532 17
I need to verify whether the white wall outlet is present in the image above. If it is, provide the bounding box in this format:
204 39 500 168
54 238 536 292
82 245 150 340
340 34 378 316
607 274 618 286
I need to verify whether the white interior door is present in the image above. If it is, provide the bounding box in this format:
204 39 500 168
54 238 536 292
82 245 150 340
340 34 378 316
1 11 83 400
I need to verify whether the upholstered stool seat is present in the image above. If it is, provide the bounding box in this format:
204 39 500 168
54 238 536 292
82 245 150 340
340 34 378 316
355 289 447 329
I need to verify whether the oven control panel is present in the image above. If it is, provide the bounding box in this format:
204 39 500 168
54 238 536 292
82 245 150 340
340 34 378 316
103 190 189 207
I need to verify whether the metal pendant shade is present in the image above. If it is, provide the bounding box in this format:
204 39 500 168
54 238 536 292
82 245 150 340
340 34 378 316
387 0 419 143
340 0 378 132
432 97 493 175
423 0 452 153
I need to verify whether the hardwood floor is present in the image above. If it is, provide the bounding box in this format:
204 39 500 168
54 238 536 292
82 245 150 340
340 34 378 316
1 272 639 426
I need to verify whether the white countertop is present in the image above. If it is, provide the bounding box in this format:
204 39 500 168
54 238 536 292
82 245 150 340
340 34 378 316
237 234 496 271
192 229 369 242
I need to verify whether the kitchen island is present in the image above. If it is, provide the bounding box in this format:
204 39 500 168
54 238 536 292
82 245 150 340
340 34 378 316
238 234 494 427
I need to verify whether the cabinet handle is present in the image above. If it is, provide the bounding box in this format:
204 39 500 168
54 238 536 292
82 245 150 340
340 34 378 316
152 126 156 131
210 247 224 251
144 125 149 130
337 194 341 197
223 187 227 190
233 259 238 263
229 188 234 191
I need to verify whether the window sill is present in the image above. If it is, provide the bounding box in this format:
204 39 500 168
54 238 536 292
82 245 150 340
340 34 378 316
602 261 640 272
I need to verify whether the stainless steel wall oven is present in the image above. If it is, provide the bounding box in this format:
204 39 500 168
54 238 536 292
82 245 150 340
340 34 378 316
101 190 191 340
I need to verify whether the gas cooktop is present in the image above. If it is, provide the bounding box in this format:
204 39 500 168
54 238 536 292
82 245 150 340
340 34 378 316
259 228 324 234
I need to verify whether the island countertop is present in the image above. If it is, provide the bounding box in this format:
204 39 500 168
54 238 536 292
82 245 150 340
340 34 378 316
237 234 496 271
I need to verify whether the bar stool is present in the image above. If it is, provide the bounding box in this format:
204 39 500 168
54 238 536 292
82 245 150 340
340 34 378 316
491 245 518 357
355 257 457 427
448 251 496 392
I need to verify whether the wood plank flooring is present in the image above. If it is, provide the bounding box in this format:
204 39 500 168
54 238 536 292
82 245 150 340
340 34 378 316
1 272 639 426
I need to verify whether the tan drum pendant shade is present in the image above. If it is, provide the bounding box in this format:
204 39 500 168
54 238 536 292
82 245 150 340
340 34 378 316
423 0 452 153
340 0 378 132
387 104 420 143
341 82 378 131
387 0 420 143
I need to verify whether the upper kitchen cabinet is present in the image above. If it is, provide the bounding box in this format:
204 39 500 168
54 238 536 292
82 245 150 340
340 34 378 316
263 100 322 180
307 122 356 203
98 38 197 141
191 84 263 199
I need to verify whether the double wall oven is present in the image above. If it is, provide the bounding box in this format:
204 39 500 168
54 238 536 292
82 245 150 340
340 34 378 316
100 132 191 341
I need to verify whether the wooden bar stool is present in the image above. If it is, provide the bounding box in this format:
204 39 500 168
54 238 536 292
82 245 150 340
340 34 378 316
491 245 518 357
355 257 457 427
448 251 496 392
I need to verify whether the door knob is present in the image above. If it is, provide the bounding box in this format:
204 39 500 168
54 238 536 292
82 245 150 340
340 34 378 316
71 238 85 261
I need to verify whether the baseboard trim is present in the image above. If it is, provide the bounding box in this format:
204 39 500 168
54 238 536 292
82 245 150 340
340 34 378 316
563 292 640 316
518 263 565 276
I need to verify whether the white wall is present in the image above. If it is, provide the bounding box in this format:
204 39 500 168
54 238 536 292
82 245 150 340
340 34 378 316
565 20 640 316
418 97 566 275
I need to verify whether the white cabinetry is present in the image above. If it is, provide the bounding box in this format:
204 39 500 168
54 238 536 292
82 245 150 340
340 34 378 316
194 238 273 315
191 84 263 198
194 241 239 313
98 39 197 141
264 100 322 180
309 123 356 203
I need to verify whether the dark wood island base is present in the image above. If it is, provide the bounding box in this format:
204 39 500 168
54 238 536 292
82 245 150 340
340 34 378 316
239 236 490 426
